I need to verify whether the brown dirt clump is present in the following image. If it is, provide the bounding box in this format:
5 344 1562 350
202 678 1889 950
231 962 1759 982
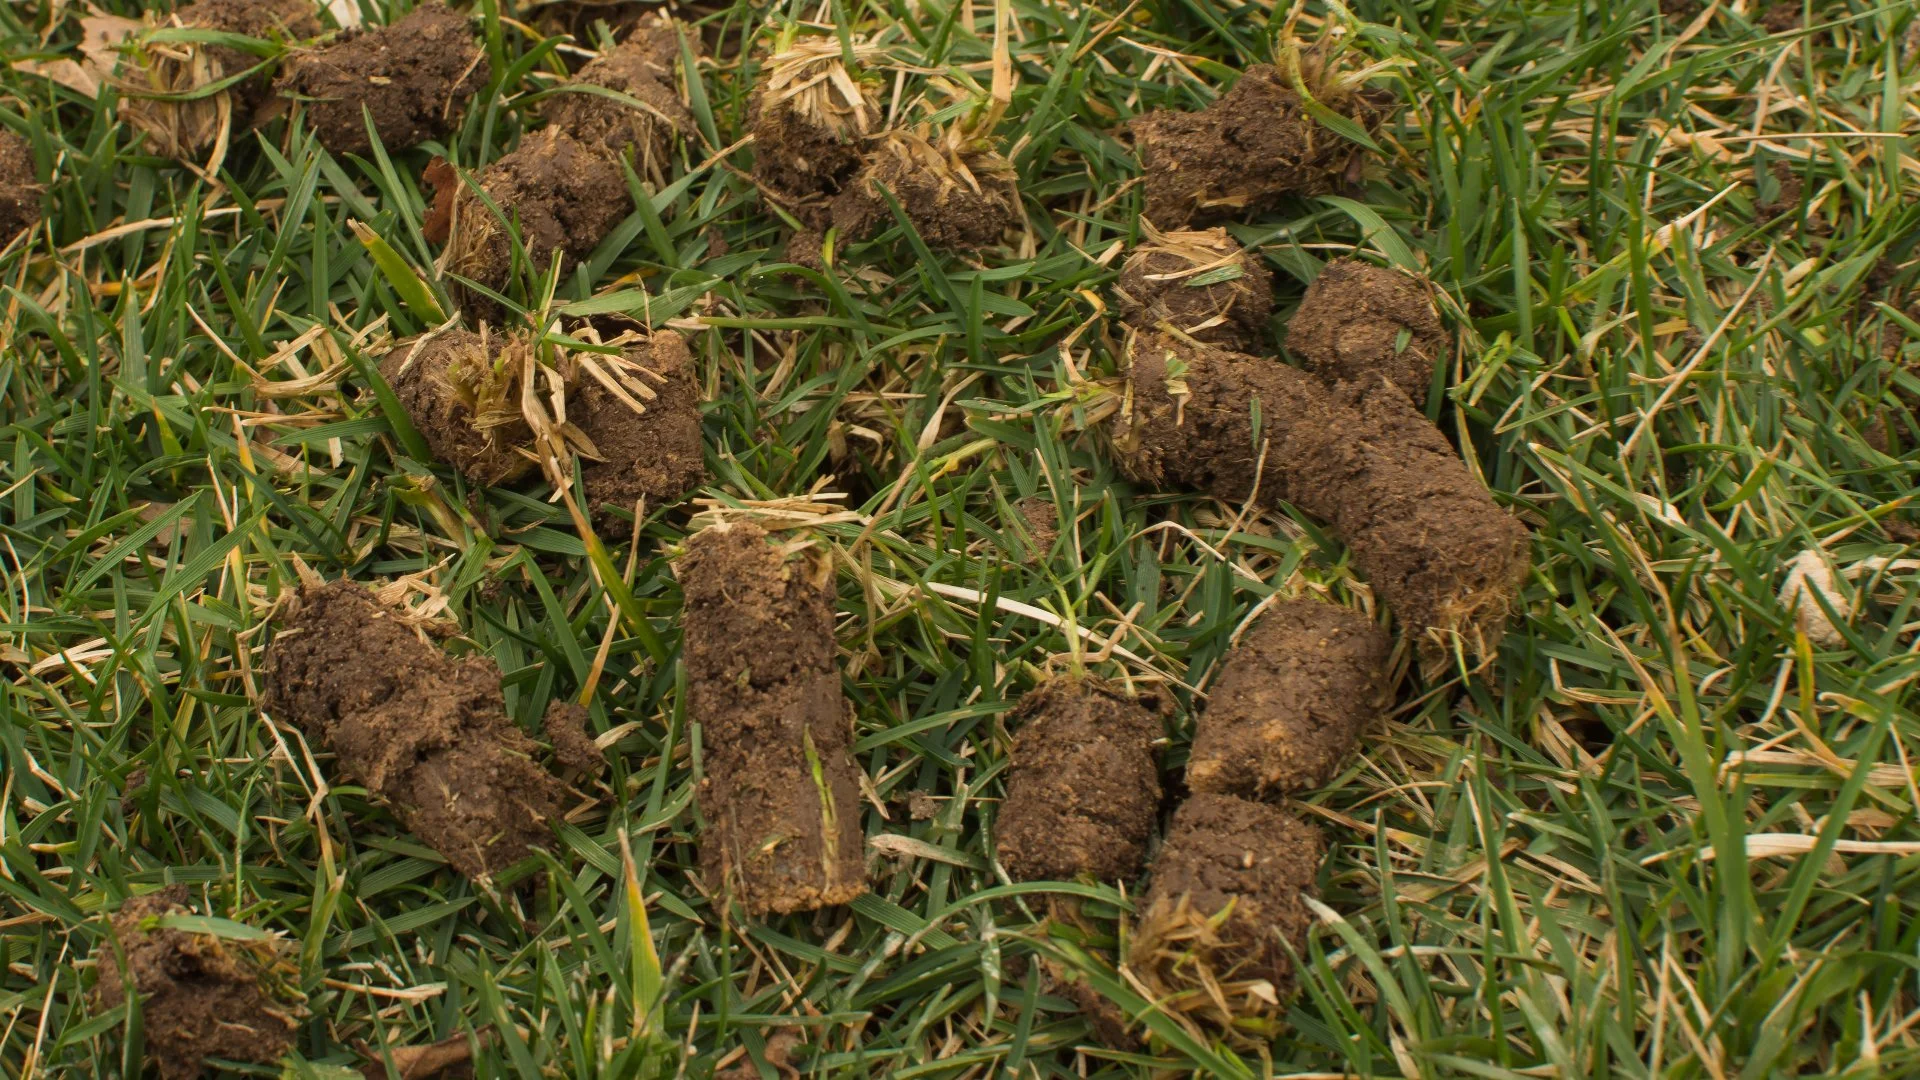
120 0 322 159
807 127 1018 261
1115 226 1274 351
93 886 298 1079
275 3 484 157
1285 257 1448 407
1129 794 1322 1028
749 40 883 227
263 580 582 879
0 129 41 242
996 676 1162 883
1187 599 1389 798
441 128 630 314
675 522 867 914
1112 333 1529 653
573 330 706 521
539 19 694 181
380 330 536 486
1129 62 1389 227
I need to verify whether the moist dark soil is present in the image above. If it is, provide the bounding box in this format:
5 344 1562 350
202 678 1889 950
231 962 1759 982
1187 598 1389 798
441 128 630 314
1113 333 1530 651
749 90 866 227
800 130 1017 262
675 521 867 914
380 330 535 486
0 129 41 241
263 581 586 879
93 886 297 1080
1132 793 1323 1006
1129 63 1389 227
996 676 1162 883
573 330 707 524
1115 228 1274 350
276 3 483 157
540 20 693 179
1286 257 1447 407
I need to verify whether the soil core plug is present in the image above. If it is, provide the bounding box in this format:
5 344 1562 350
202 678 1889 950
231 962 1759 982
1112 332 1528 654
275 2 484 156
264 580 593 879
1286 257 1448 407
539 16 694 181
996 676 1162 883
1115 225 1274 351
118 0 321 161
0 130 42 241
801 123 1018 263
1186 598 1389 798
750 36 885 225
1130 57 1391 226
94 886 300 1080
676 521 866 914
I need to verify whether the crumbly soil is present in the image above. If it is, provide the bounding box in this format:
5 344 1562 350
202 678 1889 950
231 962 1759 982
93 886 297 1080
1015 496 1058 562
1285 257 1447 407
275 3 484 157
539 20 693 180
1112 333 1530 652
1187 599 1389 798
675 522 867 914
263 581 584 879
750 89 866 228
1115 228 1274 350
379 330 535 486
809 130 1018 260
996 676 1162 883
0 129 41 241
1130 794 1323 1018
122 0 322 156
1129 63 1389 227
441 129 630 315
573 330 706 525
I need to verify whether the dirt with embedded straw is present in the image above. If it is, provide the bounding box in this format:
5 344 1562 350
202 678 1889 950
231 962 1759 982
539 21 692 178
1113 333 1529 650
1129 63 1388 227
1115 230 1273 350
172 0 321 113
0 130 40 241
276 3 483 156
379 330 533 485
799 132 1017 263
264 581 587 879
750 92 865 227
996 676 1162 883
676 522 866 914
93 886 296 1080
1187 598 1389 798
1133 793 1322 1001
574 330 706 526
1286 257 1447 407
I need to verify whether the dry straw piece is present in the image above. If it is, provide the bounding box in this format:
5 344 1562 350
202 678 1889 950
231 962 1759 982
1115 222 1275 351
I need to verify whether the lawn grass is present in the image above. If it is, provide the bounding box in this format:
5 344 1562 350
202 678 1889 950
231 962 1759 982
3 0 1920 1076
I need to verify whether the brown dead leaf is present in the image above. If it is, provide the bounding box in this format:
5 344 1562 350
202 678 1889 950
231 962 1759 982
14 57 99 97
356 1028 486 1079
78 13 140 72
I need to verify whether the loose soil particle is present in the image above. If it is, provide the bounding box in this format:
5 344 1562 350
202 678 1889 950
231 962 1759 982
1131 793 1323 1017
1187 598 1389 798
263 581 583 879
996 676 1162 883
440 128 630 315
0 129 41 241
93 886 297 1080
1115 227 1274 351
676 522 867 914
1112 333 1529 652
1285 257 1448 407
379 330 535 486
1129 63 1388 227
276 3 484 156
539 20 693 179
574 330 706 524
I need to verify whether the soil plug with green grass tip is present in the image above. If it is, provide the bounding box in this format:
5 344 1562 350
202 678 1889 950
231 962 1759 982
538 14 695 183
1286 257 1449 407
1115 223 1274 351
117 0 321 162
675 521 867 914
750 35 886 226
275 2 485 157
1111 332 1529 656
